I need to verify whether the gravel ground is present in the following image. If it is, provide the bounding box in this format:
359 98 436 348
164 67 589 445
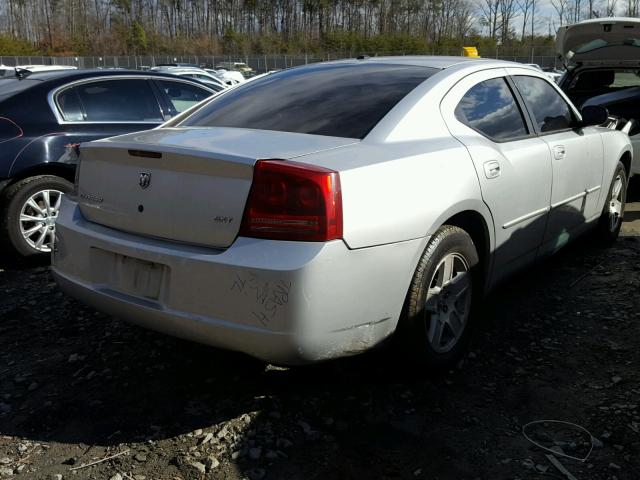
1 188 640 480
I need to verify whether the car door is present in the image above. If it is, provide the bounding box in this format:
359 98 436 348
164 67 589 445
509 72 604 253
51 77 166 147
441 69 553 282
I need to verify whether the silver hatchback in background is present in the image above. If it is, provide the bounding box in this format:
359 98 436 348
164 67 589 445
52 57 631 368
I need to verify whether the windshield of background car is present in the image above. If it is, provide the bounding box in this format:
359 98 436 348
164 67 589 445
179 63 438 139
569 69 640 90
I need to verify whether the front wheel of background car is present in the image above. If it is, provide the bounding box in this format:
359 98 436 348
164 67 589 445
0 175 73 257
594 162 627 244
399 225 480 371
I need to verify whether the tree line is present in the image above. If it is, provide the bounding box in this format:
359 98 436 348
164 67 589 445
0 0 634 57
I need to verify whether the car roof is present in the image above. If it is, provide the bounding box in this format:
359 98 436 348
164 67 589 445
566 16 640 27
0 69 217 103
12 69 181 81
155 67 208 73
325 55 524 70
2 68 220 87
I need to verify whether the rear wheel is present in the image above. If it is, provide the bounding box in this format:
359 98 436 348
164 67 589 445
0 175 72 257
400 225 480 370
594 162 627 244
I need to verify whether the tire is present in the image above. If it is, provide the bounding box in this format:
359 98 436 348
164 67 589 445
0 175 73 257
594 162 627 244
399 225 480 370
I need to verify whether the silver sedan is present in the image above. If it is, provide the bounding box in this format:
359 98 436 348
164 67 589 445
52 56 631 368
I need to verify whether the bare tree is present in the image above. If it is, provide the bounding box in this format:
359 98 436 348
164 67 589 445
626 0 640 16
479 0 502 39
518 0 535 40
0 0 552 56
499 0 518 43
587 0 602 17
551 0 570 25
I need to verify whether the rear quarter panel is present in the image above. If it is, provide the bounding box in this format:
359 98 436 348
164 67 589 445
300 138 492 250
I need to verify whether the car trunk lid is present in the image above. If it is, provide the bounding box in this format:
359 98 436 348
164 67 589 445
557 17 640 66
76 127 357 248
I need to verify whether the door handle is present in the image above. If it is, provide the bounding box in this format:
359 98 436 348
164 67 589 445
553 145 566 160
483 161 501 179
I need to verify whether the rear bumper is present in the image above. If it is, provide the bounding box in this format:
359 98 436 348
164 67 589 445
52 197 425 364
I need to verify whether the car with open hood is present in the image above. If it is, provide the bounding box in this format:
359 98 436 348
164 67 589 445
557 17 640 175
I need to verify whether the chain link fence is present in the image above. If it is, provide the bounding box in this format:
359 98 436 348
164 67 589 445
0 47 561 73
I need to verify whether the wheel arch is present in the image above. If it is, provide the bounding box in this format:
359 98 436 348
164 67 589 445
620 149 632 178
395 204 494 323
441 209 492 294
4 163 75 194
394 208 493 366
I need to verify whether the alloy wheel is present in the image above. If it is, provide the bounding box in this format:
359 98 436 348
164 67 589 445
19 189 64 253
424 253 472 353
608 174 624 232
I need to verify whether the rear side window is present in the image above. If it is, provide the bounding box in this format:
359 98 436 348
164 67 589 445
455 78 528 141
179 63 437 139
57 88 84 121
157 80 213 114
73 79 163 122
513 76 574 133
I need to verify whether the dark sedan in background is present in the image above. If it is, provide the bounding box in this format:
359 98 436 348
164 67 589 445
0 70 215 257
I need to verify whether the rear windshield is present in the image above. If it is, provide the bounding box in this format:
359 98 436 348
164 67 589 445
179 63 438 139
574 38 640 54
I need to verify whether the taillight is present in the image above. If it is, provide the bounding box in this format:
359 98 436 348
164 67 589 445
240 159 343 241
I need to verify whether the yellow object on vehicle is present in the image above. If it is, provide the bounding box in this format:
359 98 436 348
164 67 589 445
461 46 480 58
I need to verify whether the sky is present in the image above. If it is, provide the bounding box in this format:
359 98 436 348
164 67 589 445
495 0 630 38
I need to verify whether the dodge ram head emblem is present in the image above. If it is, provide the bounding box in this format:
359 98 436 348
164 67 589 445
138 172 151 189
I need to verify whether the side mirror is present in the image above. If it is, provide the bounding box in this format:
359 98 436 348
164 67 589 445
579 105 609 127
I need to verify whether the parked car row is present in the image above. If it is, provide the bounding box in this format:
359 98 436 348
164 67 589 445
149 66 242 90
0 19 635 369
215 61 256 78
